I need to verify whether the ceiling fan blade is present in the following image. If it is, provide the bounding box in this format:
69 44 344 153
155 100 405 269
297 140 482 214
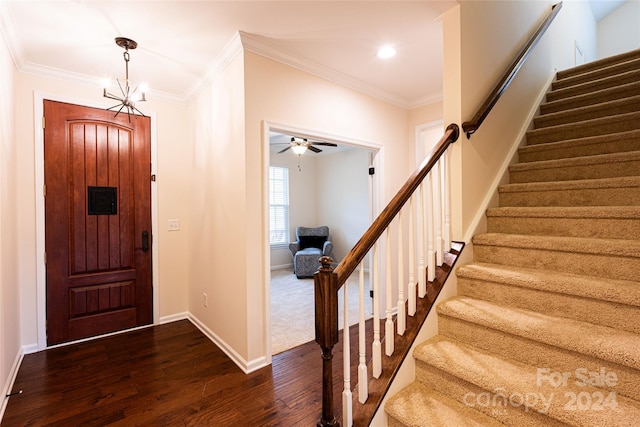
308 146 322 153
310 142 338 147
277 146 292 154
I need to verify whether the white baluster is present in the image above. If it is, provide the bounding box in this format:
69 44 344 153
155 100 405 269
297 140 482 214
397 210 405 335
426 172 435 282
418 183 426 297
442 148 452 251
407 195 416 316
433 160 444 266
385 228 394 356
342 277 352 427
372 242 382 378
358 262 368 403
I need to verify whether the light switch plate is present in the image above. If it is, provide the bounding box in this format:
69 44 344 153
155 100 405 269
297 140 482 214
168 219 180 231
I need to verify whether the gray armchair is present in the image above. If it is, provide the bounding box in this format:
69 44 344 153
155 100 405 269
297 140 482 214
289 226 333 279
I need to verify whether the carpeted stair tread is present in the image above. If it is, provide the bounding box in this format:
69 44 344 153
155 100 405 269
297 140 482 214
437 296 640 370
486 205 640 239
385 382 505 427
519 129 640 161
534 95 640 129
526 111 640 145
555 48 640 82
498 176 640 207
508 150 640 183
456 263 640 335
414 336 640 427
548 68 640 102
457 263 640 308
473 233 640 280
486 205 640 220
473 233 640 258
541 80 640 114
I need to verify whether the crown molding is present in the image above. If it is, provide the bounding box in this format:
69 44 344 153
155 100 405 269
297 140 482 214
182 31 244 103
238 31 416 109
1 6 431 111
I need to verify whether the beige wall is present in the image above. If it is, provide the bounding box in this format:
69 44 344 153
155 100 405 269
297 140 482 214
186 52 250 361
598 0 640 59
444 0 597 241
0 26 20 410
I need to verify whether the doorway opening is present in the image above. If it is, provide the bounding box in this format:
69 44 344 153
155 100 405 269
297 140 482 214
262 121 381 358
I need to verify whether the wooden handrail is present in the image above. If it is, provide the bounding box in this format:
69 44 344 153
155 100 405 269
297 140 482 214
314 123 459 427
462 2 563 139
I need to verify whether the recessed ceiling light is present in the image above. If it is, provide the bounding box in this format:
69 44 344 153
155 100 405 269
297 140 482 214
377 45 396 59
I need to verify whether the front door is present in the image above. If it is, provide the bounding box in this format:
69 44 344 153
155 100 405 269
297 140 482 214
44 100 152 345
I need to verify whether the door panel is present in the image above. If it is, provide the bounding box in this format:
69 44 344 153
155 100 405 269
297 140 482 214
44 100 152 345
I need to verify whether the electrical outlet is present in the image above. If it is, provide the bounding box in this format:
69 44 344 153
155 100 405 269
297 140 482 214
203 293 208 307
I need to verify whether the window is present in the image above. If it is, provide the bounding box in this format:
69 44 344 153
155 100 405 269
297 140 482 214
269 166 289 245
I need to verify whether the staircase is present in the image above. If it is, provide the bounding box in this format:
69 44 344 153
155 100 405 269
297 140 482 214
385 50 640 426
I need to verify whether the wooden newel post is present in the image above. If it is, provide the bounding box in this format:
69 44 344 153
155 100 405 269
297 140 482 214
314 256 339 427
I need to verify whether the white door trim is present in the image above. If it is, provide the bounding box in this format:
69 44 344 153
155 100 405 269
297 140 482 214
261 120 383 363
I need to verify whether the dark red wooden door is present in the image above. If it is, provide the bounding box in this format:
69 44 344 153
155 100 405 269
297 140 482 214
44 100 152 345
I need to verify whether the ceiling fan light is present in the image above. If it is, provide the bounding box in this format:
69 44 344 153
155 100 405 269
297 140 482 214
291 145 307 155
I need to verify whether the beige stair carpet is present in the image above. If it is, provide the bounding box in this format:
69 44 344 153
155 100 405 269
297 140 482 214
386 49 640 426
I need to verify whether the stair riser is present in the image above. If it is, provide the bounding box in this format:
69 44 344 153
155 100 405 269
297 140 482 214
437 315 640 402
457 277 640 334
473 244 639 281
519 137 640 162
548 70 640 102
509 158 640 183
499 185 640 208
555 55 640 84
414 361 567 427
526 115 640 145
486 216 640 239
541 84 640 115
534 99 640 129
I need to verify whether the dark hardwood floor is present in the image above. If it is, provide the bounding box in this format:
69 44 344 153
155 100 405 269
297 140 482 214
2 319 369 427
2 244 463 427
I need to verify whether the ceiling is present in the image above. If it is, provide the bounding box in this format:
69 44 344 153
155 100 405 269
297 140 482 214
588 0 627 21
0 0 458 109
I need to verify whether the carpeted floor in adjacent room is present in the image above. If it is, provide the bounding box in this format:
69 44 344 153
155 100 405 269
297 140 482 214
270 267 372 355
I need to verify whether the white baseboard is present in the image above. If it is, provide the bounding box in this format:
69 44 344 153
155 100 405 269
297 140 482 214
270 263 293 270
21 343 39 355
1 349 24 422
187 313 268 374
159 312 189 324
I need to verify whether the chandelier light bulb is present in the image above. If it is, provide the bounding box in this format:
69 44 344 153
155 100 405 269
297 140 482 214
102 37 147 121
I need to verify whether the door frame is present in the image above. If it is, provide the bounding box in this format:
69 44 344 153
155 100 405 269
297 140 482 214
261 120 383 363
33 92 159 351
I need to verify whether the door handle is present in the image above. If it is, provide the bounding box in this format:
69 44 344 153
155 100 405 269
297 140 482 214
142 231 149 252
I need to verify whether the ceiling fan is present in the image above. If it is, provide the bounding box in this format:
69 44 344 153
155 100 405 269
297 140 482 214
276 137 338 155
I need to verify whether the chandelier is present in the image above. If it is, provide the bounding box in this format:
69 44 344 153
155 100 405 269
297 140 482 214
103 37 147 121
